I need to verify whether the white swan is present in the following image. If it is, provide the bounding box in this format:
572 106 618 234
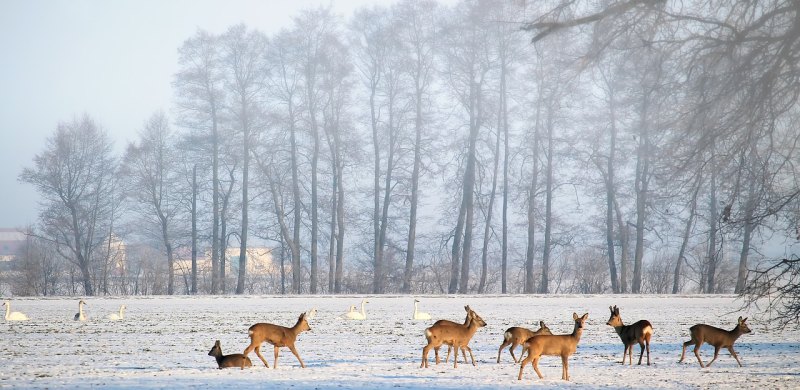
74 299 87 321
305 308 317 320
107 304 126 321
412 299 431 320
3 300 28 321
344 299 368 320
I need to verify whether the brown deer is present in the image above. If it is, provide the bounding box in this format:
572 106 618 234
431 305 472 364
679 316 752 368
497 321 552 363
518 313 588 381
606 305 653 365
421 308 487 368
243 312 311 369
208 340 252 369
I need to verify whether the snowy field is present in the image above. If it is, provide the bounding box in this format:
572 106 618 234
2 295 799 389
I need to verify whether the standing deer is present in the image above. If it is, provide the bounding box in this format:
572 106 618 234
208 340 252 369
518 312 588 381
431 305 472 364
243 312 311 369
679 316 752 368
497 321 552 363
606 305 653 365
421 308 486 368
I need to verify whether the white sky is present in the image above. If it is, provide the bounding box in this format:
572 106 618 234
0 0 422 228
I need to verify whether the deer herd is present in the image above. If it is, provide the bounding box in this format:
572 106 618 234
204 300 753 381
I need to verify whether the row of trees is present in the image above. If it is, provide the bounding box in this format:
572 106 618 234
11 0 799 297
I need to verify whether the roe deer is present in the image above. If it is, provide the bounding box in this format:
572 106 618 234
679 316 751 368
243 312 311 368
518 313 588 381
431 305 472 364
208 340 252 369
606 305 653 365
497 321 552 363
421 308 486 368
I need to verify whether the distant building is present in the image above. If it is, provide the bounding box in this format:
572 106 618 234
174 246 278 276
0 229 25 263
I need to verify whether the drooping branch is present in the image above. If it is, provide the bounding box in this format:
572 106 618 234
741 256 800 329
522 0 666 43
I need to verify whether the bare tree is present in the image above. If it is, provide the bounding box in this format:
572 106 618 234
219 24 269 294
121 112 183 295
20 115 118 296
174 30 225 294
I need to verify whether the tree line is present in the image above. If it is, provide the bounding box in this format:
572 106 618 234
8 0 799 297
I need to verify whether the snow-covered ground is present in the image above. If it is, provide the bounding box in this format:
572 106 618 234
1 295 798 389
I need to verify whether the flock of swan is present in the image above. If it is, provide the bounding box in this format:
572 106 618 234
3 298 432 323
3 299 126 322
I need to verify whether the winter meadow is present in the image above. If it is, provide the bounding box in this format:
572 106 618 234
3 0 800 388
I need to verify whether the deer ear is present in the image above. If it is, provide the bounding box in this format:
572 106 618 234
215 340 220 346
615 306 620 315
583 313 589 320
609 306 614 313
573 312 579 320
540 321 545 327
738 316 743 323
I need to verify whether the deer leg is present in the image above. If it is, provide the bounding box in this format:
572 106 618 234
421 344 432 368
434 345 441 365
645 335 652 365
507 342 518 363
497 341 508 363
533 357 544 379
288 344 305 368
562 355 569 381
443 345 450 364
706 346 721 367
465 346 475 366
254 345 270 368
621 344 628 364
637 341 645 365
518 353 533 380
728 346 743 367
680 339 694 363
453 344 459 368
693 341 705 368
273 345 280 369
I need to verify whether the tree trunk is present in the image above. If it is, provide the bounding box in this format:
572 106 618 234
632 100 650 294
674 172 701 294
191 164 197 294
604 87 620 294
525 103 541 294
403 77 423 294
706 163 719 293
478 106 502 293
237 110 250 295
540 111 554 294
290 111 302 294
328 164 337 293
370 78 383 295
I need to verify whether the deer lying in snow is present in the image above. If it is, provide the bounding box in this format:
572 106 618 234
421 307 486 368
679 316 752 368
209 340 252 369
518 313 588 381
606 305 653 365
497 321 552 363
243 312 311 368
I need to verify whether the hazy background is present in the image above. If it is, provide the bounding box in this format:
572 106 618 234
0 0 410 228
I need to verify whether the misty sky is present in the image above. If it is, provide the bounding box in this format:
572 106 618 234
0 0 439 228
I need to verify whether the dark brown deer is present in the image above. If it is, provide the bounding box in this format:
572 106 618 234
518 313 588 381
679 316 752 367
243 312 311 368
606 305 653 365
208 340 252 369
421 308 487 368
497 321 552 363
